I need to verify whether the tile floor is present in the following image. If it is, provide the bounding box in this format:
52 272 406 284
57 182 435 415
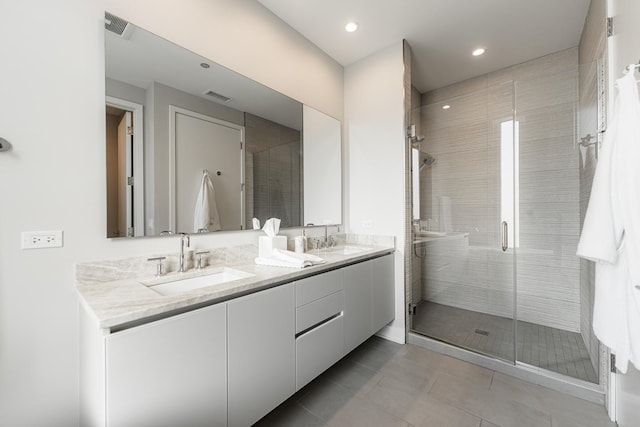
411 301 598 383
255 336 614 427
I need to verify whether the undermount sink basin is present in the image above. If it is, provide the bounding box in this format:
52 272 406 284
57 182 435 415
328 245 372 255
142 267 254 296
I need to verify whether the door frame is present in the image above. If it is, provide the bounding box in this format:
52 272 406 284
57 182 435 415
106 96 145 237
168 106 245 232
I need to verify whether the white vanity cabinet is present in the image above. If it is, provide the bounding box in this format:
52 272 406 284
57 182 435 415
372 254 395 333
80 251 395 427
105 303 227 427
344 254 395 354
227 283 295 427
343 260 373 354
295 269 344 390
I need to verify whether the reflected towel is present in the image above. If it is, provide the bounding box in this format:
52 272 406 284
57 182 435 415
193 172 221 232
255 248 325 269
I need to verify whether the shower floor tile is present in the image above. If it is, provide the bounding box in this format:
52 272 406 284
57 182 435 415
411 301 598 384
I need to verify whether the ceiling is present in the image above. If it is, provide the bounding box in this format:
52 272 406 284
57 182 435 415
257 0 591 93
106 21 302 130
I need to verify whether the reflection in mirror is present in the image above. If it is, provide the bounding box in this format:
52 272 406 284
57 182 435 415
303 105 341 225
105 13 313 237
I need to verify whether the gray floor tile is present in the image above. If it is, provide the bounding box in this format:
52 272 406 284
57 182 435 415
253 337 611 427
253 401 324 427
324 395 411 427
296 377 356 421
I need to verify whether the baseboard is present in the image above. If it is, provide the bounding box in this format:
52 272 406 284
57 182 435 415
375 324 405 344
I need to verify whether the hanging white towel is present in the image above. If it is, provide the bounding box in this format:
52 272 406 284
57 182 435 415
577 67 640 373
193 172 221 233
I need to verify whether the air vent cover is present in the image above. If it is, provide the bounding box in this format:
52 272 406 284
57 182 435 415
105 12 129 36
203 90 232 103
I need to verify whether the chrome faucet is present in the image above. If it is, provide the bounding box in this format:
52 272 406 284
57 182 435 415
323 224 328 248
178 233 190 273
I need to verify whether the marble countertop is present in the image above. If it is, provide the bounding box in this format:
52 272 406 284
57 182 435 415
77 243 394 330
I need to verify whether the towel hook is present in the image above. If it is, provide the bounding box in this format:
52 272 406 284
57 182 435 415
0 137 12 152
203 169 209 175
626 60 640 72
216 171 222 176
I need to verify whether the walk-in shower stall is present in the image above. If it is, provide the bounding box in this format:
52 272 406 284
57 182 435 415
408 48 604 389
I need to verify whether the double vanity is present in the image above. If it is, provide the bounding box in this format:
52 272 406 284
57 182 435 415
78 237 395 427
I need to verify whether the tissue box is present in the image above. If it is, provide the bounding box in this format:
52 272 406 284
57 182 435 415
258 236 287 258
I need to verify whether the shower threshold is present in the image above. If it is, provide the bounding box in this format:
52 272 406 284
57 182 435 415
408 332 604 405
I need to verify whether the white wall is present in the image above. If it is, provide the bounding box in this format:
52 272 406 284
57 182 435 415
606 1 640 424
344 42 407 343
0 1 343 426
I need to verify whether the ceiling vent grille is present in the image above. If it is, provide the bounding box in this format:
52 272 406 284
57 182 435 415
203 90 232 103
105 12 130 37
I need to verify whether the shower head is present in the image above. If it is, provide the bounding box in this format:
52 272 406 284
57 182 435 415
419 154 436 171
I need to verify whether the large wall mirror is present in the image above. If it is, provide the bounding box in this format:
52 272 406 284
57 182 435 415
104 12 341 238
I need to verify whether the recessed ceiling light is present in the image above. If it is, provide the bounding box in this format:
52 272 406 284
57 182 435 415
345 22 358 33
442 104 451 110
472 48 486 57
200 62 210 69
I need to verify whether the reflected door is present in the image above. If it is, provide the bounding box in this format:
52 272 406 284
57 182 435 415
173 109 244 232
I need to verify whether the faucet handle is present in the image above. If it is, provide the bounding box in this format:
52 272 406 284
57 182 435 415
195 251 210 270
147 256 166 277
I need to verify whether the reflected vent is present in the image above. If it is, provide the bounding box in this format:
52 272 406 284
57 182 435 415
203 90 232 103
105 12 130 37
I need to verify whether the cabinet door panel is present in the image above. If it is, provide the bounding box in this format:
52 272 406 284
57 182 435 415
372 254 395 332
296 290 343 333
227 283 295 427
343 262 372 354
106 304 227 427
296 314 343 390
296 269 343 306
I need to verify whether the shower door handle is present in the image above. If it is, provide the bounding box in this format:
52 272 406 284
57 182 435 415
501 221 508 252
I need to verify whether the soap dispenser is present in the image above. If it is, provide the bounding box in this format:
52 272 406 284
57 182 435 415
294 229 307 253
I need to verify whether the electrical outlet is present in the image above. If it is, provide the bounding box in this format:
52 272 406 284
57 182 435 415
21 230 63 249
362 220 373 229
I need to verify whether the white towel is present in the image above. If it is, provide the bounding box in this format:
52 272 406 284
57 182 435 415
193 172 221 233
255 248 325 269
577 68 640 373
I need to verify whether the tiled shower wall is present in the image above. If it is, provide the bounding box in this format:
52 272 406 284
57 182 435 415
417 48 581 332
244 113 302 228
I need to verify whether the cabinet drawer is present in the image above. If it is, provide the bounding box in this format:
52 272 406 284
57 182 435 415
296 313 343 390
296 290 343 334
296 269 343 307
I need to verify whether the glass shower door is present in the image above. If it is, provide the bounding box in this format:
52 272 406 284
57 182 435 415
409 81 518 364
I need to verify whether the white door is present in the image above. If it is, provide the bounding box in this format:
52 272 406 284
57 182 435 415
606 0 640 423
116 111 133 237
616 366 640 426
106 96 144 238
173 109 244 232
